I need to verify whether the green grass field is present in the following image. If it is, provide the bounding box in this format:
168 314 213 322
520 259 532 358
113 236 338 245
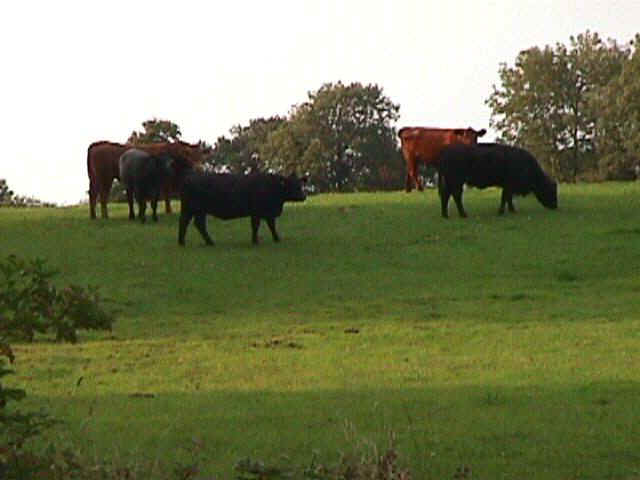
3 182 640 478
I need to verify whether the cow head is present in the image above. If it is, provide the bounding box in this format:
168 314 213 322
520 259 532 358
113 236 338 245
454 127 487 145
534 176 558 210
171 140 208 166
281 173 308 202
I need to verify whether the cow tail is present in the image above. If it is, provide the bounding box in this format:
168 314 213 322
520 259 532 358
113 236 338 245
437 168 445 195
87 144 95 187
87 144 92 179
87 143 98 200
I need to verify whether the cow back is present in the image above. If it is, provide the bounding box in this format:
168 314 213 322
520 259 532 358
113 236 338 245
399 127 486 167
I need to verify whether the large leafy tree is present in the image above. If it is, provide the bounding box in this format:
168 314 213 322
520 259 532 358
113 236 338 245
127 118 182 144
487 31 629 181
208 116 286 173
263 82 402 191
593 34 640 179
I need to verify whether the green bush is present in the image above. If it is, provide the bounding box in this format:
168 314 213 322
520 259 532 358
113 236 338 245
0 253 114 477
0 339 58 478
0 255 114 343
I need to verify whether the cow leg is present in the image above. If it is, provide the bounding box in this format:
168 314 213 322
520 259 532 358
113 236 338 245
126 189 135 220
178 210 193 246
405 172 413 192
439 189 450 218
506 190 516 213
438 175 450 218
99 179 113 219
266 218 280 242
410 163 424 191
499 188 515 215
89 179 98 219
164 184 172 214
150 195 159 222
251 216 261 244
452 185 467 218
194 213 214 245
138 197 147 223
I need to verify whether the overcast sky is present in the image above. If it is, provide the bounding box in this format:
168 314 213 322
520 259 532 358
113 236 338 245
1 0 639 205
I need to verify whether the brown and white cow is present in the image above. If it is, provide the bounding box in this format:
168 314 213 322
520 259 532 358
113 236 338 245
398 127 486 191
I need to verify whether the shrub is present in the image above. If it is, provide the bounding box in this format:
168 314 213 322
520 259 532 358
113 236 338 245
0 255 115 343
1 338 59 479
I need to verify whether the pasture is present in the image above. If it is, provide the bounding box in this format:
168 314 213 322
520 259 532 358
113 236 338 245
3 182 640 478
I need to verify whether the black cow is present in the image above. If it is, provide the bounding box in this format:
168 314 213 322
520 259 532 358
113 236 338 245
119 148 175 223
178 171 307 246
437 143 558 218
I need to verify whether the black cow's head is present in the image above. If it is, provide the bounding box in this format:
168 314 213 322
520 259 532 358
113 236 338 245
453 127 487 145
281 173 308 202
535 176 558 210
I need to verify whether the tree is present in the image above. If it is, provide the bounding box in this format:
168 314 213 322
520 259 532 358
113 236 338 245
593 34 640 179
207 116 286 173
127 118 182 144
0 179 14 205
487 31 629 181
263 82 402 192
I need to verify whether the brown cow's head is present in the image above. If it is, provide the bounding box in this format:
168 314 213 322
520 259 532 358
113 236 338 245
171 140 207 165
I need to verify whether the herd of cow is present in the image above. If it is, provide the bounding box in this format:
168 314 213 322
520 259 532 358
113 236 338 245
86 127 557 246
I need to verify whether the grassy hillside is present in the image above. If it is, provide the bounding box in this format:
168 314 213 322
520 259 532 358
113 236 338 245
3 183 640 478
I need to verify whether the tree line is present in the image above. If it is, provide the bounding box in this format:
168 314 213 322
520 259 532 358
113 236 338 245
487 30 640 182
101 29 640 199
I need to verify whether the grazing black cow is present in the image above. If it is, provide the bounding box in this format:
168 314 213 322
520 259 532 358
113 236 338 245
119 148 175 223
178 172 307 246
437 143 558 218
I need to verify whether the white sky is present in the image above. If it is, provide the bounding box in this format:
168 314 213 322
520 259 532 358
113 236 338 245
1 0 638 205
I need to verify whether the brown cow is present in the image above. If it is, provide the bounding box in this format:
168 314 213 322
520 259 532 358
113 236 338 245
87 140 204 219
398 127 487 192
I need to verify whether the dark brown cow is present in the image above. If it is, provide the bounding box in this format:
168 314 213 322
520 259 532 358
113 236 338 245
87 140 204 219
437 143 558 218
398 127 487 191
178 172 308 246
